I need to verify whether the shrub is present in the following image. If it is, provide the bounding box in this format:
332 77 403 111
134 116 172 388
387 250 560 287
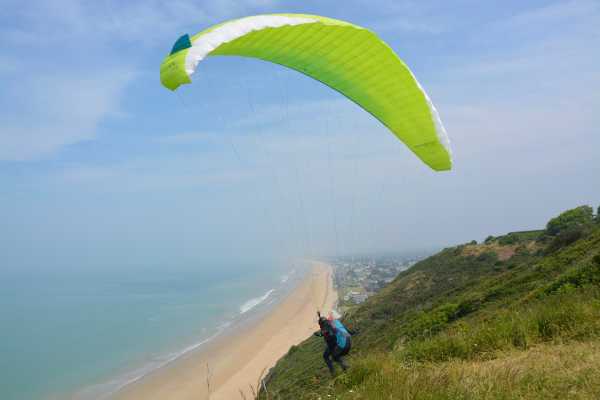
405 303 460 339
535 302 581 341
401 289 600 363
477 251 498 263
499 233 519 245
546 205 593 236
543 262 600 295
545 226 587 253
455 298 482 317
509 323 529 350
532 290 600 342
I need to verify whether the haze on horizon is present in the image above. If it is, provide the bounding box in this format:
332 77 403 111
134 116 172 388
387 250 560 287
1 0 599 272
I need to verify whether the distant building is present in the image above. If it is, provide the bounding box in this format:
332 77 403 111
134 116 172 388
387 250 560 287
350 293 368 304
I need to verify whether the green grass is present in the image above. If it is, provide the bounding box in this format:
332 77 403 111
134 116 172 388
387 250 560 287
259 208 600 400
402 288 600 363
331 341 600 400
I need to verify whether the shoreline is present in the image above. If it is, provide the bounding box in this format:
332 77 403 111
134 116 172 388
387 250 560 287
111 260 337 400
69 269 298 400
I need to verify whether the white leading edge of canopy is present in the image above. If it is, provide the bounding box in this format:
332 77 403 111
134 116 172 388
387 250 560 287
418 79 453 163
402 59 452 162
184 15 318 76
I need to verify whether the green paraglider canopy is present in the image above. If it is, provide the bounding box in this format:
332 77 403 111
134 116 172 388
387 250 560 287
160 14 452 171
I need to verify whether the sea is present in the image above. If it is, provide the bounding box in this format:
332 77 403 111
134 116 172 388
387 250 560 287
0 260 305 400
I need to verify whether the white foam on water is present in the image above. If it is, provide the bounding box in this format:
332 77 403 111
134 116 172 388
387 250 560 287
239 289 275 314
72 321 234 400
84 286 283 399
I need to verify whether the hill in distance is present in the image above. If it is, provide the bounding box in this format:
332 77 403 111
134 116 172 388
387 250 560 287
259 204 600 399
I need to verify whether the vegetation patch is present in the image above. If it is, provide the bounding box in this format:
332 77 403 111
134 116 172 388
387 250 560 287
260 205 600 400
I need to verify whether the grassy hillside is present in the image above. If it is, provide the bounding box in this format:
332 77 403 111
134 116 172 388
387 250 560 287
259 206 600 399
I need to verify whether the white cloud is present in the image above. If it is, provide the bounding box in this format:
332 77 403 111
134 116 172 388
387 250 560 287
1 0 281 46
0 0 282 161
432 0 600 166
501 0 599 29
357 0 459 35
0 69 135 161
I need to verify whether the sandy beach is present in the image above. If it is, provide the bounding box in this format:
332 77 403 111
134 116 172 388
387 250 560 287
112 261 337 400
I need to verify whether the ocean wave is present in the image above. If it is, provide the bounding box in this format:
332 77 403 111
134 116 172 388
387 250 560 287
74 321 234 400
74 281 287 399
239 289 275 314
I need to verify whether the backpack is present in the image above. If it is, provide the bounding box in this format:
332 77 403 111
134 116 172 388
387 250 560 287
332 319 351 348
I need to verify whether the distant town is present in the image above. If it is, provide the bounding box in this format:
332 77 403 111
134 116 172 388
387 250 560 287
329 254 426 310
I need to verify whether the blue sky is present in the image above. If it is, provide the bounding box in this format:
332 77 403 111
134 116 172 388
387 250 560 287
1 0 599 271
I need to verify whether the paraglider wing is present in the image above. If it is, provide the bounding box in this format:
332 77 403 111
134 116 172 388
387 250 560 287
160 14 452 171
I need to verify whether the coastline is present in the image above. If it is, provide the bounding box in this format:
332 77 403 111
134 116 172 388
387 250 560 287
111 260 337 400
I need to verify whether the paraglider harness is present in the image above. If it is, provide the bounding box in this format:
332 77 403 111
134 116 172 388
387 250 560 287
315 311 353 374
